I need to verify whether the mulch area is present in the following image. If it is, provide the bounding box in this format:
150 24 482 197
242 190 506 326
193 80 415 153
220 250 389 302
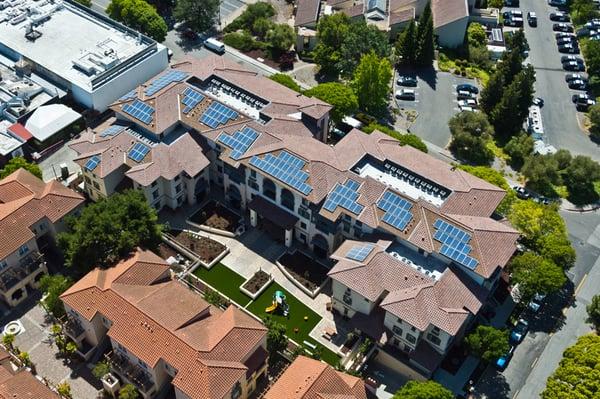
278 252 329 291
190 201 241 233
242 270 271 294
169 230 226 264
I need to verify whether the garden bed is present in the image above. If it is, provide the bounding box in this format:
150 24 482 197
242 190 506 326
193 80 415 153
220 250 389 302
278 252 329 292
189 201 241 233
240 270 273 299
168 229 226 264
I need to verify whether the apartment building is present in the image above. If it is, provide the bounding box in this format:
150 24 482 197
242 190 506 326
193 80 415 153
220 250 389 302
0 348 59 398
0 169 84 307
60 249 268 399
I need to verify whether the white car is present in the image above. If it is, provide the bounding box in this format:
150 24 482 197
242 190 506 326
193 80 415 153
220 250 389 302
458 99 477 108
459 106 477 112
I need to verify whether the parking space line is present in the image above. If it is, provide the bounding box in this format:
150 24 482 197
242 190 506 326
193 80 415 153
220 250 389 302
512 389 520 399
575 273 588 295
531 356 539 369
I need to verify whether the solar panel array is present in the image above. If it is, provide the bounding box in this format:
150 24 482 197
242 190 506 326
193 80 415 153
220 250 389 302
377 191 413 231
122 100 155 124
99 125 126 138
249 151 312 195
181 87 205 114
119 89 137 101
433 219 479 270
323 179 364 215
127 142 150 162
84 156 100 171
346 244 374 262
200 102 239 129
144 70 188 96
217 126 259 160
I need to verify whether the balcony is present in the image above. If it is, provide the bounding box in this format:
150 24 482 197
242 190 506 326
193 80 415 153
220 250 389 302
107 351 155 395
0 252 44 292
63 316 85 341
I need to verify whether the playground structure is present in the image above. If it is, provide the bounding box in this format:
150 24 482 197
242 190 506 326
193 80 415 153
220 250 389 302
265 290 289 316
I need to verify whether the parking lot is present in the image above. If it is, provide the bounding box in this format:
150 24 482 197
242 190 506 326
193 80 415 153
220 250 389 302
514 0 600 160
393 68 481 148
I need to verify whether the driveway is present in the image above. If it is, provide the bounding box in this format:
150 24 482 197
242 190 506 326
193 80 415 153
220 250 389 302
393 68 481 148
516 0 600 160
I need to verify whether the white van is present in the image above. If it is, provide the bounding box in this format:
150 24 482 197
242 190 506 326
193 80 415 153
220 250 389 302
204 38 225 54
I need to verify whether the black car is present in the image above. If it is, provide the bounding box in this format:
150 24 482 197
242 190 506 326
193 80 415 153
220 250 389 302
456 83 479 94
548 0 567 6
513 186 531 199
553 23 574 32
505 16 524 27
561 55 583 63
397 76 418 86
550 12 570 21
565 73 586 82
572 93 596 111
563 61 585 71
557 36 577 45
555 32 574 39
558 43 580 53
568 79 588 90
528 12 538 26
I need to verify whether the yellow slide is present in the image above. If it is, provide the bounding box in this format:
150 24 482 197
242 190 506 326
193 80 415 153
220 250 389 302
265 301 278 313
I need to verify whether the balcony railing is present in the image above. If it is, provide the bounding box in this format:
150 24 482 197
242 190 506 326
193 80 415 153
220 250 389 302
63 316 85 340
107 351 155 394
0 252 44 292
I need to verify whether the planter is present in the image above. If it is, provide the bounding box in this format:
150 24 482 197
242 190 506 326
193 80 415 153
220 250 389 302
239 270 274 300
102 373 120 397
275 251 329 299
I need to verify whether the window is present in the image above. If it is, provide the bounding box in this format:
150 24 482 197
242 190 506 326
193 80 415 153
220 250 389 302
280 188 295 211
92 181 100 190
151 180 158 187
40 222 47 231
250 169 256 178
177 196 184 205
18 245 28 256
427 333 441 346
175 174 181 181
263 178 276 201
354 220 363 227
411 326 416 332
175 184 182 193
432 326 440 335
397 317 403 324
406 334 416 344
138 359 148 369
84 176 91 184
0 261 7 271
302 198 309 207
300 222 307 230
152 190 159 200
154 202 161 210
298 207 310 220
392 325 403 336
217 165 223 173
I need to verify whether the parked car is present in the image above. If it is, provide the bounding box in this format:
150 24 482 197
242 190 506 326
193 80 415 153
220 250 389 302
496 346 516 370
458 99 478 108
533 97 544 107
513 186 531 199
555 32 575 39
510 319 530 344
576 27 596 37
528 11 538 26
503 10 523 19
563 60 585 71
561 55 583 63
506 16 524 26
558 43 580 53
395 89 416 100
548 0 567 6
459 106 477 112
568 79 588 90
553 23 574 32
573 93 596 110
565 73 586 82
457 90 476 100
557 36 577 45
456 83 479 94
590 34 600 41
585 20 600 29
528 293 547 313
550 12 570 21
397 76 418 86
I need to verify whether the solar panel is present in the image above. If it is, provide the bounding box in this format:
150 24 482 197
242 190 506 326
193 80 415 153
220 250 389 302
122 100 155 125
144 70 188 96
119 89 137 101
322 179 364 215
218 126 259 160
432 218 478 270
99 125 126 137
127 142 150 162
84 156 100 171
200 102 239 129
377 191 413 231
249 151 312 195
346 244 374 262
182 87 205 114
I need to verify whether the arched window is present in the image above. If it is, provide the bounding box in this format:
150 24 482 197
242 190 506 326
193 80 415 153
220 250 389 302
263 178 276 201
280 188 295 211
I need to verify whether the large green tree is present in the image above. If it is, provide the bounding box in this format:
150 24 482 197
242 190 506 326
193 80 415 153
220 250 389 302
174 0 219 34
584 40 600 77
416 2 434 66
522 154 560 195
563 155 600 205
313 14 351 76
338 21 391 77
467 23 487 47
465 325 510 362
265 23 295 53
119 384 139 399
542 335 600 399
587 295 600 331
448 111 494 165
107 0 167 42
590 103 600 142
504 132 534 170
39 274 73 318
0 157 42 180
510 253 566 302
479 69 505 115
304 83 358 125
351 52 392 117
396 20 418 66
264 315 288 356
58 190 162 272
572 0 600 27
392 380 454 399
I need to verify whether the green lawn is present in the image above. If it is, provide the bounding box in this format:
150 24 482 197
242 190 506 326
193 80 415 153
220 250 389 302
193 263 251 306
247 283 340 365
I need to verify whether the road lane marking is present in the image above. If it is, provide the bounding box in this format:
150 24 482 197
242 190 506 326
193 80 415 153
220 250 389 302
575 273 588 295
512 388 520 399
531 356 539 369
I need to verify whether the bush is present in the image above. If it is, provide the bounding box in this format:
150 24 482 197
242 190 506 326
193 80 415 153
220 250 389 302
362 123 428 152
269 73 302 92
223 31 258 52
224 2 274 32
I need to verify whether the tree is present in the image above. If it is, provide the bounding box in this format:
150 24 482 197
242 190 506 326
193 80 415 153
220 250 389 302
57 381 72 399
0 157 42 180
17 351 31 367
465 325 510 362
458 165 516 215
252 17 273 40
553 149 573 171
504 132 534 170
542 335 600 399
2 334 15 351
119 384 139 399
351 52 392 117
571 0 599 26
338 21 391 77
396 20 418 66
416 3 434 66
537 233 577 270
563 155 600 205
263 316 287 356
510 253 566 302
522 154 560 195
467 23 487 47
304 83 358 125
448 111 494 165
313 14 351 76
488 0 504 8
92 361 111 379
224 2 275 32
587 295 600 331
392 380 454 399
269 73 302 92
107 0 167 42
589 104 600 142
173 0 218 34
265 24 295 53
39 274 73 318
505 29 529 59
58 190 162 272
479 70 505 114
583 40 600 77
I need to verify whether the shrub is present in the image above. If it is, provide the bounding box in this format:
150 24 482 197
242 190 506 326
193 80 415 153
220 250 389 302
269 73 302 92
223 31 257 52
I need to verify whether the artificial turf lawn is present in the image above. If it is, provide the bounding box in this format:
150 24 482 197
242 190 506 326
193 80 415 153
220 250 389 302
193 263 251 306
247 282 340 365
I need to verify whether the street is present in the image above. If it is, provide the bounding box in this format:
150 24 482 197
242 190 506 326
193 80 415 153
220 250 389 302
517 0 600 160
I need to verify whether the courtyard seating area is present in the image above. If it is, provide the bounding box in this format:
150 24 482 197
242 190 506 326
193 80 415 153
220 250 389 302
189 201 242 233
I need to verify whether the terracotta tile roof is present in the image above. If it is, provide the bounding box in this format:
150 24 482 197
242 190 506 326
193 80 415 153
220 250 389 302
264 356 369 399
432 0 468 28
60 249 267 399
0 169 83 260
0 369 59 399
389 7 415 25
342 3 365 18
295 0 321 26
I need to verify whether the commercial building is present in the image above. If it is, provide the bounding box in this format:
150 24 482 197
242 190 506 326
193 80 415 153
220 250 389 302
0 0 168 111
60 249 268 399
0 168 84 306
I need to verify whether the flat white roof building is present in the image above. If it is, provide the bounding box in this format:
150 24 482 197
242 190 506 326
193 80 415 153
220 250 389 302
0 0 168 111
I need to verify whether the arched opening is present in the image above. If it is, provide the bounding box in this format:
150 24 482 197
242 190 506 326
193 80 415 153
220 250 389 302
280 188 295 211
262 178 276 201
227 184 242 210
311 234 329 258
